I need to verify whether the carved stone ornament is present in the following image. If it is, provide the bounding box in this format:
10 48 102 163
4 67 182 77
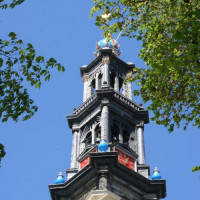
137 121 144 127
126 72 132 78
99 176 108 190
82 75 89 82
102 56 110 65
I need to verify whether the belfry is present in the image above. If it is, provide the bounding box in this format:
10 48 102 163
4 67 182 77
49 39 166 200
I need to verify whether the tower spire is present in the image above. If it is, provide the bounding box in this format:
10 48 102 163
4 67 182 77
49 40 166 200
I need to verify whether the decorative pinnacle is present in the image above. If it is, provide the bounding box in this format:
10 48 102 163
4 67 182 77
152 167 162 180
55 171 65 184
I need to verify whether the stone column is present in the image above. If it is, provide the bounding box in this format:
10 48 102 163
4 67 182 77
114 75 119 92
137 122 146 164
101 100 110 141
75 131 80 169
92 124 96 144
70 130 78 169
83 75 89 102
87 83 93 97
102 57 110 87
95 74 100 90
126 72 133 100
127 82 132 100
122 82 126 96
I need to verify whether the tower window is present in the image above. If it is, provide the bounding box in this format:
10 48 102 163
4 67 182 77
95 124 101 142
111 124 120 143
85 132 92 147
119 77 123 93
110 72 115 88
123 130 130 145
91 79 96 94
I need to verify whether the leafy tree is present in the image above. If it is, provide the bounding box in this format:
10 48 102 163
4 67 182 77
91 0 200 133
0 0 65 165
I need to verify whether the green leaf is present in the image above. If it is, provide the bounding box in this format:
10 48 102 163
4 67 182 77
4 40 9 46
192 166 200 172
8 32 17 40
61 66 65 72
35 82 41 89
0 58 3 67
57 63 61 71
2 117 8 122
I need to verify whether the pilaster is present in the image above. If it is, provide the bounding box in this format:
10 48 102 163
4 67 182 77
71 129 79 169
102 56 110 87
114 75 119 92
101 99 110 142
137 122 146 165
83 75 89 102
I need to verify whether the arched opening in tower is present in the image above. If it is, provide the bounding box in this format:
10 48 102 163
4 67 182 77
111 123 120 143
94 124 101 142
110 72 115 89
119 77 123 94
91 79 96 94
123 130 130 145
98 74 102 89
85 132 92 147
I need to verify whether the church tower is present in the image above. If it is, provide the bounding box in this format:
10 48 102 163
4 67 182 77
49 39 166 200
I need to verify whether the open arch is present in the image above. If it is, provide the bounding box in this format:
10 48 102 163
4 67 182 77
94 124 101 139
110 72 115 88
111 123 120 143
85 132 92 147
119 77 123 93
91 79 96 94
98 73 102 89
123 129 130 145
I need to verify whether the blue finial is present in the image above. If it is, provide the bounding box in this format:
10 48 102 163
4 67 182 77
55 172 65 184
96 38 121 56
98 139 108 152
152 167 162 180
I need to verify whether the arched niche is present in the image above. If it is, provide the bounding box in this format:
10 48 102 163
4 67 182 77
85 132 92 147
123 129 130 145
94 124 101 142
111 121 120 143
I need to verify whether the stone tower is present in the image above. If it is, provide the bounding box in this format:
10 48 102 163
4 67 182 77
49 39 166 200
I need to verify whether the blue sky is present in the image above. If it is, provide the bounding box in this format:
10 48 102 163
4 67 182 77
0 1 199 199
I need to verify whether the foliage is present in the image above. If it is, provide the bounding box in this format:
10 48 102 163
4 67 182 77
91 0 200 132
192 166 200 172
0 32 65 122
0 0 65 165
0 0 25 9
0 143 6 167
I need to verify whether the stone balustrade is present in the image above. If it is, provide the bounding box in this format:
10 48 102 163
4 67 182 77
73 93 98 115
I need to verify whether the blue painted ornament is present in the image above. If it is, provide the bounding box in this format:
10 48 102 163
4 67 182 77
55 172 65 184
152 167 161 180
96 38 121 56
98 139 108 152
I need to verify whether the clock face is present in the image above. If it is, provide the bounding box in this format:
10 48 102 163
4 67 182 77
115 148 135 171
